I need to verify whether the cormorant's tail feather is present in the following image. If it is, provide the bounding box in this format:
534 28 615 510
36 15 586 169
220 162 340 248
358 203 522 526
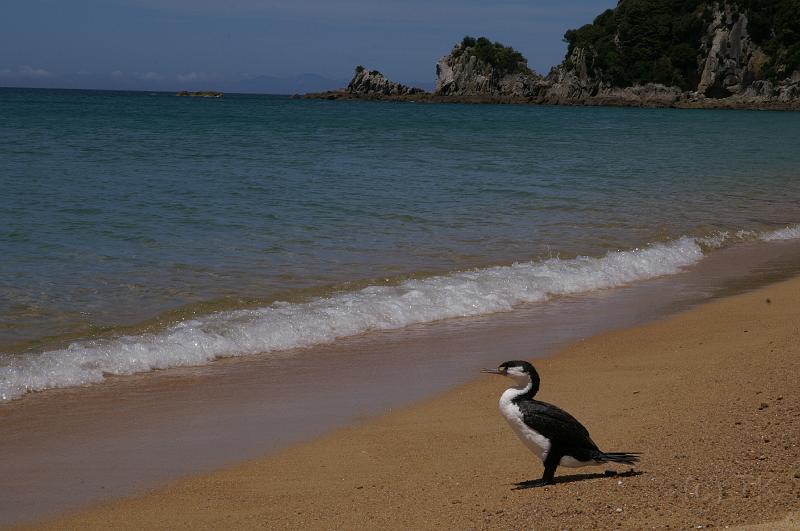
593 452 641 466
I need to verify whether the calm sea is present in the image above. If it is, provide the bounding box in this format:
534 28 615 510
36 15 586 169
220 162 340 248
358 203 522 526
1 87 799 400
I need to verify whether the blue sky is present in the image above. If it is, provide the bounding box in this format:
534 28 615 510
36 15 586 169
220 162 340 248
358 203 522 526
1 0 616 92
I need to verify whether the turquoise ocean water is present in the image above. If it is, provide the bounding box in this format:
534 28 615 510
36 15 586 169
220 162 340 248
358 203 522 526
1 87 799 400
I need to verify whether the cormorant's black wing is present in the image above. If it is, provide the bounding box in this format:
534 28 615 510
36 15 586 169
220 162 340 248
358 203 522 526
517 399 600 456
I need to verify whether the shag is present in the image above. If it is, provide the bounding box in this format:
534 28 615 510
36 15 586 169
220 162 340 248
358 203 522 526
482 360 639 487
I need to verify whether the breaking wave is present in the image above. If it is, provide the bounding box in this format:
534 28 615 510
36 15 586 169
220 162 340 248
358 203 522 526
1 226 798 401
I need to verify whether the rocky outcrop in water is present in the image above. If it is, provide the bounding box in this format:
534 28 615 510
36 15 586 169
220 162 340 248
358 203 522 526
435 37 543 97
301 66 427 101
177 91 223 98
347 66 425 96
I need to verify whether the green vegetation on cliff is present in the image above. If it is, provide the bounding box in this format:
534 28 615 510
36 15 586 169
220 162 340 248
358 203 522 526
454 36 530 76
742 0 800 79
563 0 705 89
563 0 800 89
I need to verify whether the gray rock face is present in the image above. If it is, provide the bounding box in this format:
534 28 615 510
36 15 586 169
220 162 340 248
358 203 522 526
692 4 799 103
539 48 598 101
696 5 765 97
694 6 800 104
434 42 543 98
347 67 425 96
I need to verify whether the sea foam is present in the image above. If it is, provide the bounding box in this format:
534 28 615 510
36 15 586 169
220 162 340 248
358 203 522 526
761 223 800 241
0 229 796 401
2 238 703 401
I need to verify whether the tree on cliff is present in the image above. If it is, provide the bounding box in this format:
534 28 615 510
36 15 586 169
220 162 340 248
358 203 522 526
741 0 800 79
454 36 530 76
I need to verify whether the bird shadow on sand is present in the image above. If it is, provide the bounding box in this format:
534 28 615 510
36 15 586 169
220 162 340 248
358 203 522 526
512 469 643 490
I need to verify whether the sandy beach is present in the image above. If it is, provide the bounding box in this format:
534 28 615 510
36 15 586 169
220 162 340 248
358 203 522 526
25 274 800 530
6 2 800 528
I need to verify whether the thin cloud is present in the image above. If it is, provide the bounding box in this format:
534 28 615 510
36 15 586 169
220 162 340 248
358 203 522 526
1 65 55 78
20 65 53 77
176 71 212 82
139 71 164 80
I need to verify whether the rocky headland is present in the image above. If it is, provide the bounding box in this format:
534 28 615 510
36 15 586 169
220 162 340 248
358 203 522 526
304 1 800 110
345 66 426 97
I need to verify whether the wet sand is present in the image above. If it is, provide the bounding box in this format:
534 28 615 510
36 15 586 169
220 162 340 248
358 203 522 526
27 270 800 529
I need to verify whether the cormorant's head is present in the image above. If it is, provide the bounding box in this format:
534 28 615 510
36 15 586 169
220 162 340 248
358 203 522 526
481 360 539 396
482 360 538 387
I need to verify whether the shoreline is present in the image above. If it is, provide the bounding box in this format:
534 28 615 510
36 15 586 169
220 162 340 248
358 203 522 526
24 264 800 529
4 226 800 403
299 90 800 111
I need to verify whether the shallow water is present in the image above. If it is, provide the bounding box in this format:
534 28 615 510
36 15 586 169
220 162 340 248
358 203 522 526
1 88 800 399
